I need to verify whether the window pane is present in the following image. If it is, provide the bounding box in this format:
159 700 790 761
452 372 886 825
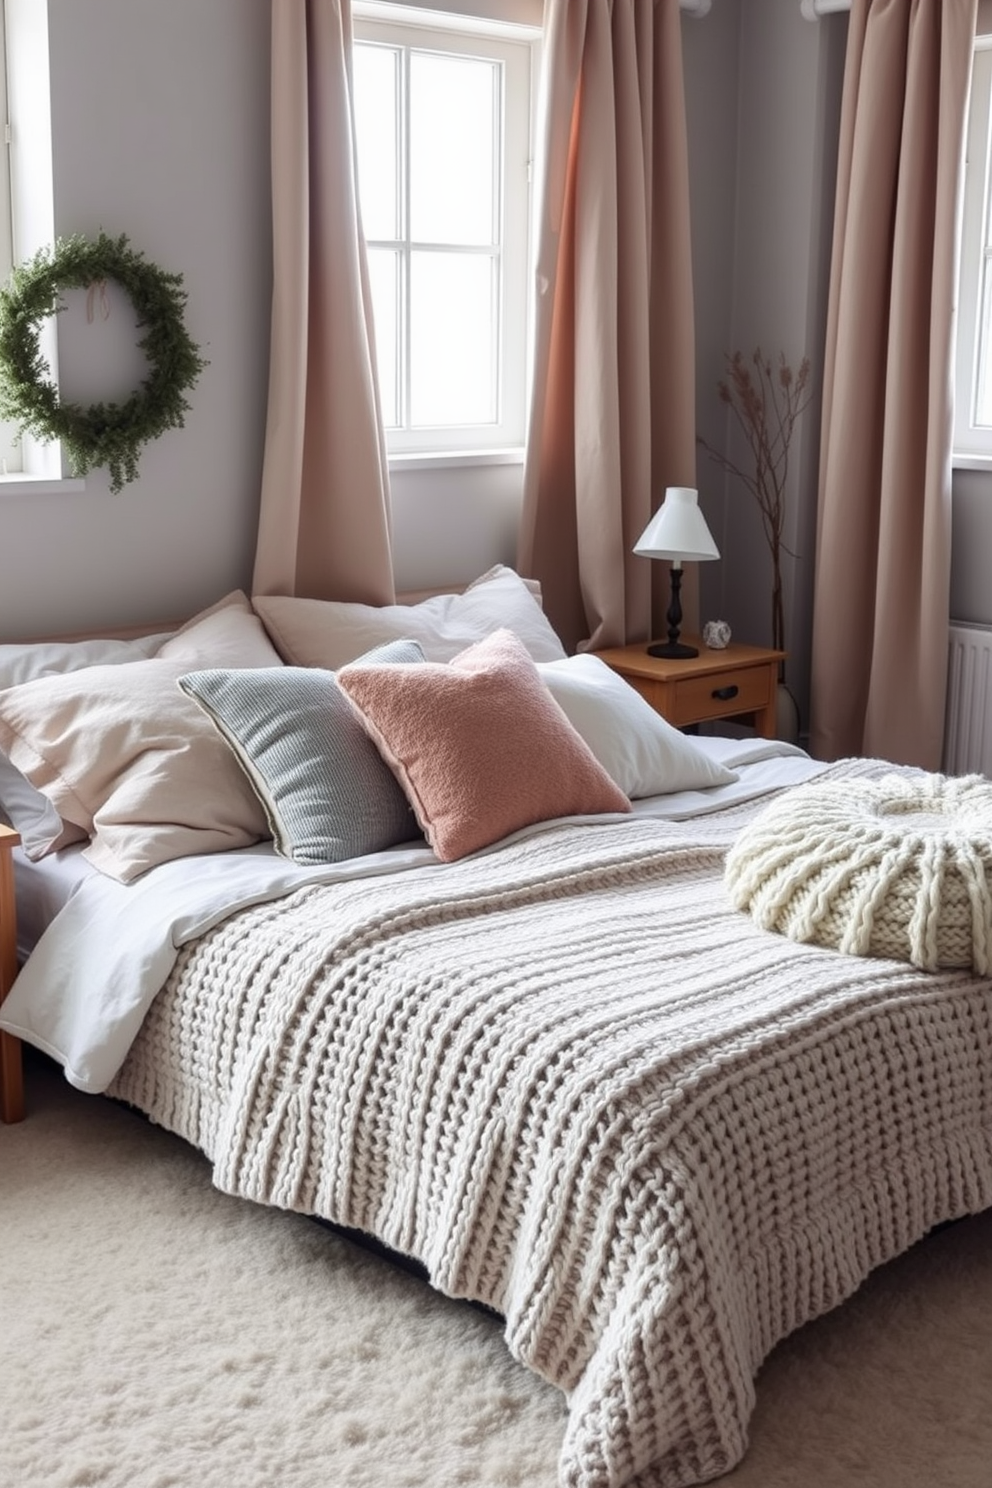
977 253 992 428
351 14 532 452
410 252 496 426
410 53 497 246
354 44 400 241
367 247 400 428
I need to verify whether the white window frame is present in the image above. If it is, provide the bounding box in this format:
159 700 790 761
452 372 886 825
0 0 60 485
955 39 992 463
352 2 539 461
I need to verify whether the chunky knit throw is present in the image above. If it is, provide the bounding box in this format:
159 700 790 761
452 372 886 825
108 759 992 1488
725 770 992 971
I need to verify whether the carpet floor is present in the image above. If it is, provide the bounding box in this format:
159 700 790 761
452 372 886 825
3 1052 992 1488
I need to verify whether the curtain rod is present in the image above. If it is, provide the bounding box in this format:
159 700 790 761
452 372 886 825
801 0 851 17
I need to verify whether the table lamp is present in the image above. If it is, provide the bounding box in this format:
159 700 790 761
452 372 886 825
633 486 720 658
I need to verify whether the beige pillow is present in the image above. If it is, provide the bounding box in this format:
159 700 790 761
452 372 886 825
0 629 173 858
0 592 283 882
155 589 278 666
252 564 567 669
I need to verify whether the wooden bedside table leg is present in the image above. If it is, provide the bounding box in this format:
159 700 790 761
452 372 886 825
755 700 777 739
0 1034 22 1124
0 833 24 1123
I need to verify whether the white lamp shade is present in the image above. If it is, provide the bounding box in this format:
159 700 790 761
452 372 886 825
633 486 719 562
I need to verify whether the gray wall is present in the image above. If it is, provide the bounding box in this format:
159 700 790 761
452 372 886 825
0 0 272 638
688 0 847 735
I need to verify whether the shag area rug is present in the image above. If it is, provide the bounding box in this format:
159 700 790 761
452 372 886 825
3 1052 992 1488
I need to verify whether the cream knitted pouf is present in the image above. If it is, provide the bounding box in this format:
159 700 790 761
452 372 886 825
724 771 992 971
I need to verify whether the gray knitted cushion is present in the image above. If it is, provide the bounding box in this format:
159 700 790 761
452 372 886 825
178 639 425 864
724 771 992 972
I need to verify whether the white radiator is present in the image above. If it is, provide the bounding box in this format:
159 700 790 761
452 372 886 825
944 623 992 776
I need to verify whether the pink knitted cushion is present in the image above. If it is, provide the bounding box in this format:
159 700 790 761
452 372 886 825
337 628 630 861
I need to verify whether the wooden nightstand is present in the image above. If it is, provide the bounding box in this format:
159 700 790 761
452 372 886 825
592 638 785 737
0 823 23 1123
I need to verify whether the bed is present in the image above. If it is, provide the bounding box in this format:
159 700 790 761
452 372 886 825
1 565 990 1488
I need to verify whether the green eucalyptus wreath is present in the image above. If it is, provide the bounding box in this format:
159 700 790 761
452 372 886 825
0 231 207 492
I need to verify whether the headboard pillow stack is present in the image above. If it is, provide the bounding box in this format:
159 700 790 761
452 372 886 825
0 564 737 880
0 567 567 878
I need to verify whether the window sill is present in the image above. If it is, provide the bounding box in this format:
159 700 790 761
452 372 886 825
388 448 525 473
0 474 86 496
953 454 992 472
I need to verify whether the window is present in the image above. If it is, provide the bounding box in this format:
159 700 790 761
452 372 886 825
352 5 538 459
955 39 992 460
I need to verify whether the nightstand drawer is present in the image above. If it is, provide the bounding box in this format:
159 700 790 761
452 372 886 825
669 663 775 725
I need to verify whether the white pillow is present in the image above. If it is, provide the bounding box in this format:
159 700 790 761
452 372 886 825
537 654 738 799
252 564 567 668
0 631 173 691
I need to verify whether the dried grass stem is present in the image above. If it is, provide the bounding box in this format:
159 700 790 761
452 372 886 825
697 348 812 659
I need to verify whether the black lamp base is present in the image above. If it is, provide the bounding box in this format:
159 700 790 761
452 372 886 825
648 561 697 659
647 639 698 659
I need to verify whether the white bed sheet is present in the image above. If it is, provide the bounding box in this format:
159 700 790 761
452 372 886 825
1 738 826 1096
13 842 102 961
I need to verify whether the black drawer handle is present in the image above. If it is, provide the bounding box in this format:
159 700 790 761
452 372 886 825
712 684 739 701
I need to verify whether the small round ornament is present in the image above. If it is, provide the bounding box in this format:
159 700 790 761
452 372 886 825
702 619 731 649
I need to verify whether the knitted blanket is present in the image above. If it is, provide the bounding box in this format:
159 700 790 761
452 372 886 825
108 760 992 1488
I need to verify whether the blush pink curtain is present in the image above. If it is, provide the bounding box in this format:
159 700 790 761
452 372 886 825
519 0 696 656
253 0 394 603
809 0 976 767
